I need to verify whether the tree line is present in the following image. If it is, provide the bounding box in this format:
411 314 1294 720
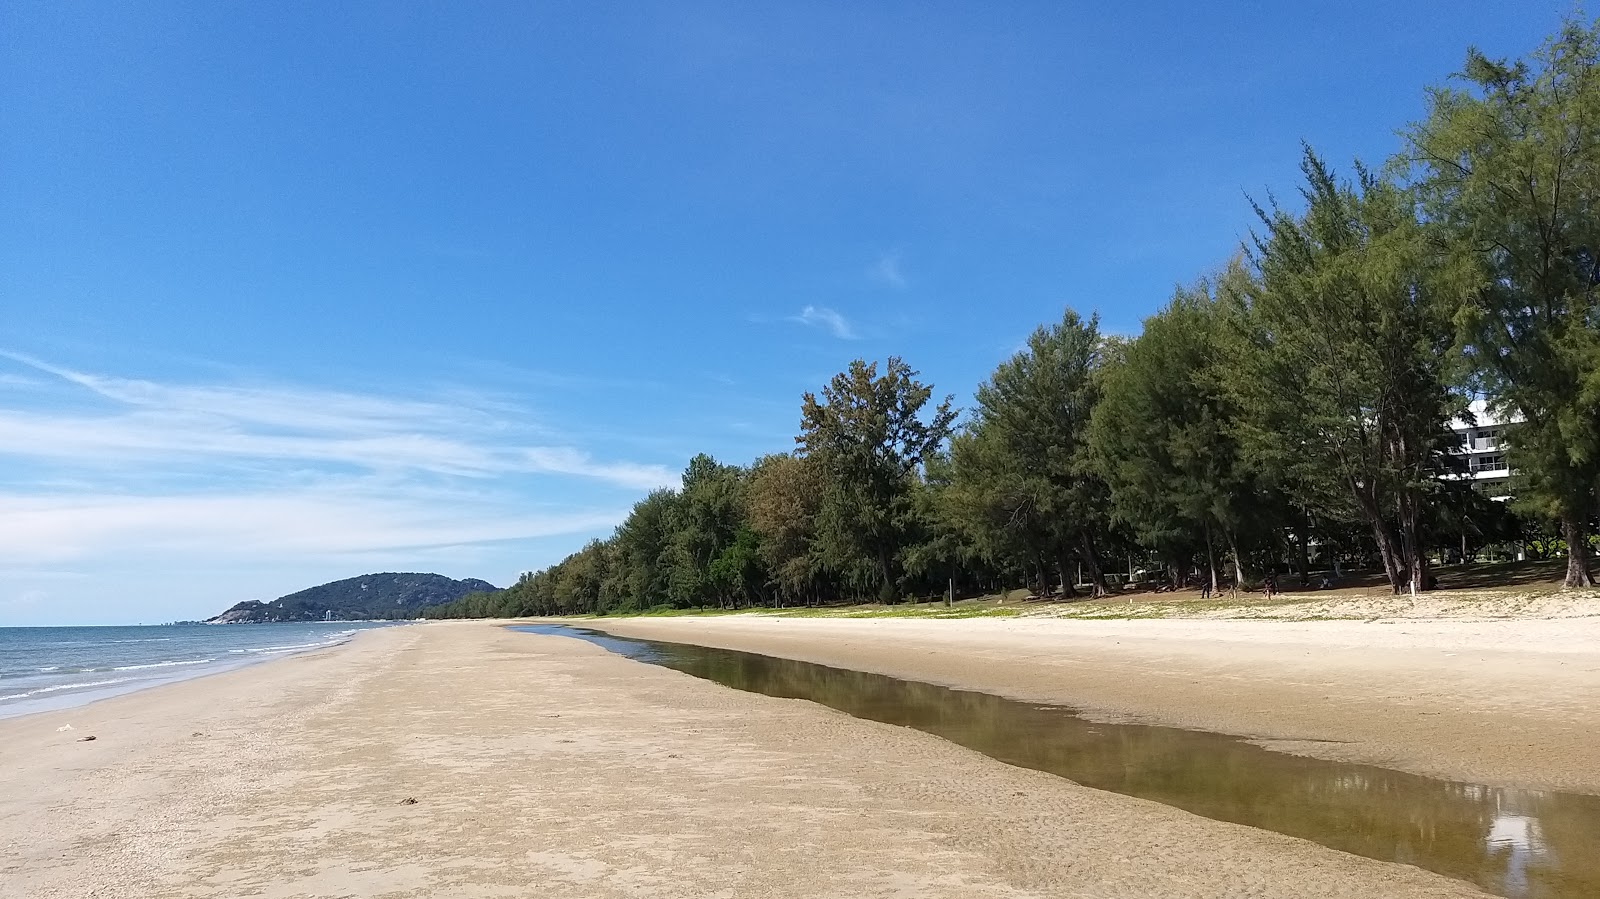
426 19 1600 619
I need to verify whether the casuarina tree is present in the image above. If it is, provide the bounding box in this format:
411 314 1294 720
1405 19 1600 587
798 357 956 601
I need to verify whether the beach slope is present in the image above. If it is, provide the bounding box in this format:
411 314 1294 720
0 621 1484 898
590 613 1600 794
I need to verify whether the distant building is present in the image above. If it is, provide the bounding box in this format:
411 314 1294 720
1447 398 1517 483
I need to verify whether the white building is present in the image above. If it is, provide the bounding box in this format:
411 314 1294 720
1447 398 1516 482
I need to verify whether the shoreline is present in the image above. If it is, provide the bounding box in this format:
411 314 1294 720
0 621 1489 898
0 622 397 722
576 613 1600 795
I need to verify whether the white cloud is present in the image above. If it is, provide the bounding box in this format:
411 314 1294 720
522 447 680 491
0 353 689 622
0 352 677 488
0 491 624 565
870 252 907 289
0 353 683 593
790 305 860 340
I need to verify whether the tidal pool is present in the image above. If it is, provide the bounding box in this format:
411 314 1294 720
515 623 1600 899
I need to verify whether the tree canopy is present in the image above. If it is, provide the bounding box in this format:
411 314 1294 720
425 15 1600 619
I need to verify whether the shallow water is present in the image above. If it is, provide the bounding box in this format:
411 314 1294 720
516 623 1600 899
0 622 399 718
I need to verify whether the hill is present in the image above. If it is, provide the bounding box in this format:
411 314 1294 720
207 573 498 623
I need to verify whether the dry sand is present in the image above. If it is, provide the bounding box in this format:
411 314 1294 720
589 613 1600 795
0 621 1491 898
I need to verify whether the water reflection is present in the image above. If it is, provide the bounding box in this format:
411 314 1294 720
514 624 1600 899
1486 812 1544 895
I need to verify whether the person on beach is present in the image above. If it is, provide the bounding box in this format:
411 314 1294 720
1200 580 1212 600
1263 573 1278 600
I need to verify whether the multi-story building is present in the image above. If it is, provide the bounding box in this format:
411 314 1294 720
1447 398 1515 482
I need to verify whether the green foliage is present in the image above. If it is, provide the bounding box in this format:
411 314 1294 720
1089 280 1267 588
950 309 1114 595
1232 148 1463 593
1406 17 1600 586
798 357 957 600
424 13 1600 618
745 453 825 602
211 573 497 622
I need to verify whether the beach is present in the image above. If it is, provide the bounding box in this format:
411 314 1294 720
1 618 1586 898
592 613 1600 794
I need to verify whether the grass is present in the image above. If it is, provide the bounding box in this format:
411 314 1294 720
776 605 1022 620
562 560 1595 623
582 602 1022 620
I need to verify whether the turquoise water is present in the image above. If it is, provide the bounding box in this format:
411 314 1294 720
0 622 400 718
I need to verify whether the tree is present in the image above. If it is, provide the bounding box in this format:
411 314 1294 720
664 454 749 607
609 488 680 610
959 309 1112 595
1090 281 1265 591
947 421 1060 593
1233 148 1463 594
1405 19 1600 587
798 358 956 600
900 450 982 601
708 526 765 607
746 453 826 605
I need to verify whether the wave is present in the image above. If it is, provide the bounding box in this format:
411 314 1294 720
0 626 379 708
0 665 87 679
110 658 217 672
0 677 134 702
226 635 353 655
41 637 175 647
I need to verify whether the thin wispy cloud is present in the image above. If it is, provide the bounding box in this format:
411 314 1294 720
0 491 626 565
0 353 680 603
790 305 860 340
870 252 908 289
0 352 677 489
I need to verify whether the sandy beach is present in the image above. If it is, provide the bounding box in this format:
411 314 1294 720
0 620 1499 898
591 613 1600 795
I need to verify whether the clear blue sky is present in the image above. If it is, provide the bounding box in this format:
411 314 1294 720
0 1 1569 624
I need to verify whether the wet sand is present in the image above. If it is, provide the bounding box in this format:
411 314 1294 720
588 614 1600 795
1 622 1485 898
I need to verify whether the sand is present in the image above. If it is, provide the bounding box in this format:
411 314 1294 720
589 613 1600 795
0 621 1491 898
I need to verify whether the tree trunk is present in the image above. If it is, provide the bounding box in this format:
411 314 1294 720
1563 513 1596 588
1056 547 1078 598
877 546 896 603
1204 525 1220 594
1351 476 1406 593
1374 519 1406 594
1294 520 1311 587
1078 530 1108 597
1227 530 1245 594
1394 475 1433 594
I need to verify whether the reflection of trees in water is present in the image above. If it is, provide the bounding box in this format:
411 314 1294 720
563 630 1600 899
1485 813 1543 896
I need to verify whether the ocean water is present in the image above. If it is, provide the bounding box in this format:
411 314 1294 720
0 622 401 719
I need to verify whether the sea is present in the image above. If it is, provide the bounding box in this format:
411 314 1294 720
0 622 403 719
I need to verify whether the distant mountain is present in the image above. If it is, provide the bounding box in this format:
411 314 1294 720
207 573 498 623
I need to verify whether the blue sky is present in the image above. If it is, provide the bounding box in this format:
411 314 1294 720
0 2 1569 625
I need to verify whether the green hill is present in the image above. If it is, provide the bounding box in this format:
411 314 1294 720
207 572 498 623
